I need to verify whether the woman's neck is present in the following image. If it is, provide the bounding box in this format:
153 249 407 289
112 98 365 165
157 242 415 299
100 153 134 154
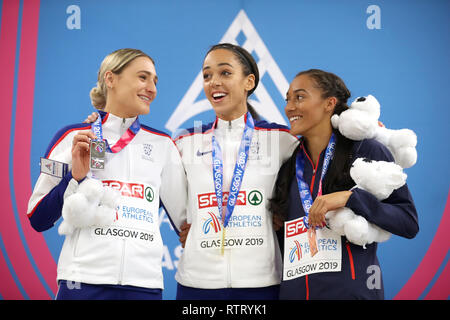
303 126 333 166
217 111 246 123
216 103 248 121
103 103 136 119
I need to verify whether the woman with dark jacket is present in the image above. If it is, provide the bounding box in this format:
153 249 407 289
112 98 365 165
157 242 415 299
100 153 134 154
270 69 418 300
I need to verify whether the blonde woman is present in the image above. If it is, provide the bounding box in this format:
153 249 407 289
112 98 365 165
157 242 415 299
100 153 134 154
27 49 187 299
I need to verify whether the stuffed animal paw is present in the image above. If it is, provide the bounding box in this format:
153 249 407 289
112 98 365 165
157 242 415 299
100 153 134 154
376 127 417 168
325 158 406 248
58 178 120 235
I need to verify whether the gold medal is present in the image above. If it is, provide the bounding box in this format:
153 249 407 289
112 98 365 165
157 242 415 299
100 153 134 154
221 227 226 256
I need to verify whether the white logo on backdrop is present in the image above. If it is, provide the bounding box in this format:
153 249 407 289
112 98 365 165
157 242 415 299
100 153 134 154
165 9 289 133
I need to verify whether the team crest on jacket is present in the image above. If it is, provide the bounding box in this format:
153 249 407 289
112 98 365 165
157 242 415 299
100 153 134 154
249 140 261 160
142 143 153 161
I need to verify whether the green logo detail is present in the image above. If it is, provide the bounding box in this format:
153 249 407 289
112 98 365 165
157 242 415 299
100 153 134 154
248 190 263 206
145 186 154 202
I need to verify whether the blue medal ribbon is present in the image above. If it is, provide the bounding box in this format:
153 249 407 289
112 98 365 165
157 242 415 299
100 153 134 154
91 113 104 141
211 112 254 228
295 134 336 229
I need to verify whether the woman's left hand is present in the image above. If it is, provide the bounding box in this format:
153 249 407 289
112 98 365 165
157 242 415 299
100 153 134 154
308 191 353 228
83 112 99 124
179 222 191 248
273 214 285 232
71 130 97 181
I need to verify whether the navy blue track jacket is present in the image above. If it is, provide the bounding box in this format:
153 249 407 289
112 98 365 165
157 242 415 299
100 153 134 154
277 138 419 300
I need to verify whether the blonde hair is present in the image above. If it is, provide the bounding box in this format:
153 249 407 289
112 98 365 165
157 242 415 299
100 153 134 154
90 48 154 109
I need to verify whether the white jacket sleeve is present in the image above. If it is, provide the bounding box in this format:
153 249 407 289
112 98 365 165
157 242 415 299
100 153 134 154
159 138 187 233
27 128 78 231
277 129 299 166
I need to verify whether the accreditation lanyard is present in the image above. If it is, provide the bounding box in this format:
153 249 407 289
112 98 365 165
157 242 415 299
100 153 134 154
295 134 336 229
91 112 141 153
211 112 254 228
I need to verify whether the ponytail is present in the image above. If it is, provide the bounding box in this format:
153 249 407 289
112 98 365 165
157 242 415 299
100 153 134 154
247 102 260 121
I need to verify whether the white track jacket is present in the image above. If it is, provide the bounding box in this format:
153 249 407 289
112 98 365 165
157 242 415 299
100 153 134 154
174 114 298 289
27 112 187 289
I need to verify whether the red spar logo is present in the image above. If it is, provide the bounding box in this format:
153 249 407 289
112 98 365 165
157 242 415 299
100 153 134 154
286 219 307 237
103 180 144 199
198 191 246 209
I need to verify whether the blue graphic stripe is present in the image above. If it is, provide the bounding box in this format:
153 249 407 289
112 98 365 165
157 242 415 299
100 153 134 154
418 249 450 300
203 218 212 234
0 233 28 299
289 246 297 263
0 0 3 33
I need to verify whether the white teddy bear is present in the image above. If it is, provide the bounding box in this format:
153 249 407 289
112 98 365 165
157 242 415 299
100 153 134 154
324 94 417 248
325 158 407 248
58 178 121 235
331 95 417 168
331 95 380 141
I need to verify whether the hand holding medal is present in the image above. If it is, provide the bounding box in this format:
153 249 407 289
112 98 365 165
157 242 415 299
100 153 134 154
306 192 352 258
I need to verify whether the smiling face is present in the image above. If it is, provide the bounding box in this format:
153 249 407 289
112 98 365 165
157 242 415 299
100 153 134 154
202 49 255 121
105 56 157 118
285 74 336 137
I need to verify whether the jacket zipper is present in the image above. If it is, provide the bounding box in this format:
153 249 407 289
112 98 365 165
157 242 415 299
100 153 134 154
118 141 131 285
346 241 356 280
118 239 126 285
305 275 310 300
302 144 322 191
302 145 356 296
227 250 232 288
72 229 81 256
